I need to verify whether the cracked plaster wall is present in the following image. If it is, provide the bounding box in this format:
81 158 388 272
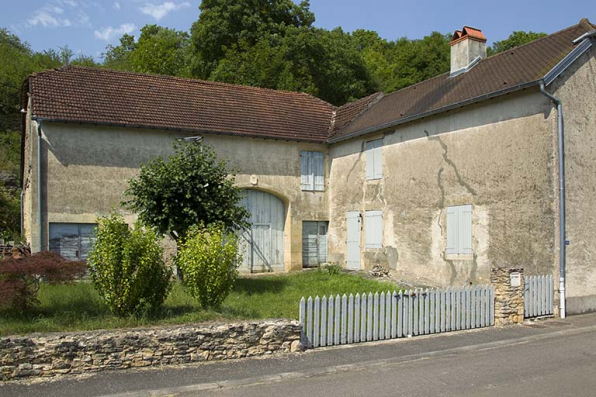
328 89 557 287
552 46 596 312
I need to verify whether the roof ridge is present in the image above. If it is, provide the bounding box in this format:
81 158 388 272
42 66 335 108
484 18 591 62
365 18 592 104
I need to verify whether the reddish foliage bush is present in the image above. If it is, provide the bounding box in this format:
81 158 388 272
0 251 88 310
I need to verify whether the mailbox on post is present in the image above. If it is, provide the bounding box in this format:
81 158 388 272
510 272 521 288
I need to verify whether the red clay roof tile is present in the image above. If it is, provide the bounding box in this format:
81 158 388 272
29 67 336 143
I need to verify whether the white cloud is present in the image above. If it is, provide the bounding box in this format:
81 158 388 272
139 1 190 21
113 1 121 10
24 1 91 29
94 23 136 41
28 6 70 27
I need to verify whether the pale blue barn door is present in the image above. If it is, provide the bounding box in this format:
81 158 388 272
346 211 361 270
239 190 285 272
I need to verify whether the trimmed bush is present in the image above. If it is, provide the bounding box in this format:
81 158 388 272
176 224 242 309
88 213 172 316
0 251 87 310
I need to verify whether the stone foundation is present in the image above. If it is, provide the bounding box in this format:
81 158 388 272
491 267 524 326
0 320 302 381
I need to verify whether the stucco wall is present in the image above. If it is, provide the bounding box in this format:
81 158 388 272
328 89 557 287
22 123 328 271
552 46 596 313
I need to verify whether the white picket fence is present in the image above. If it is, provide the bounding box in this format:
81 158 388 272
524 275 554 318
299 285 495 348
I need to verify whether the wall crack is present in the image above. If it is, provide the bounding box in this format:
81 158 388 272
430 134 477 196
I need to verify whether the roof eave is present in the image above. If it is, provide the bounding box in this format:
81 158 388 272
29 117 328 144
544 36 594 86
327 80 540 144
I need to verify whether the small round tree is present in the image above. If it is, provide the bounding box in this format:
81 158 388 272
122 142 249 240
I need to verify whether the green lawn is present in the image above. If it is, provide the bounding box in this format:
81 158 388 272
0 270 399 336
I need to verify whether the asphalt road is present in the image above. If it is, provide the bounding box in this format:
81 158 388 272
3 314 596 397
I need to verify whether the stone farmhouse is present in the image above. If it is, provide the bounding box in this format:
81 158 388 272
20 19 596 315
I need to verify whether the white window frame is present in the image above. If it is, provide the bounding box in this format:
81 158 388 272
300 150 325 191
445 204 473 257
365 139 383 180
365 210 383 249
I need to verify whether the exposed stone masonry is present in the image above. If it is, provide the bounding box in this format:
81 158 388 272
491 267 524 326
0 320 302 381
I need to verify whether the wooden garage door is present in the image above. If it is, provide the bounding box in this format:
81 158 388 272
239 190 285 272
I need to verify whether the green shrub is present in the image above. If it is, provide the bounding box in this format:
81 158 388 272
176 224 242 309
323 263 342 276
88 213 172 316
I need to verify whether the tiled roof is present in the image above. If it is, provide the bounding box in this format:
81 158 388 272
28 67 336 143
26 19 595 144
330 18 595 142
329 92 384 138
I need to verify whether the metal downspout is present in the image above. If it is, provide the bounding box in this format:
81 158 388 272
539 81 566 319
37 120 43 252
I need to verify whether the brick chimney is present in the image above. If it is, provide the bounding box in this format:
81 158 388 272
450 26 487 77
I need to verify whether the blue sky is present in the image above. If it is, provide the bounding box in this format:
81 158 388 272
2 0 594 61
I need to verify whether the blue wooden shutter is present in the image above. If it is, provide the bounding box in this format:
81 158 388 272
313 152 325 191
365 211 383 248
445 207 458 255
365 140 383 180
373 140 383 179
459 205 473 254
301 151 313 190
365 141 375 180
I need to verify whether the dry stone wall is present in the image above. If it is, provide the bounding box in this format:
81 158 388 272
0 320 302 381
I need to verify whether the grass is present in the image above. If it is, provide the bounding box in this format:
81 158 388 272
0 270 399 336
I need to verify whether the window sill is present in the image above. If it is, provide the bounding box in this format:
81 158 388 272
445 253 474 261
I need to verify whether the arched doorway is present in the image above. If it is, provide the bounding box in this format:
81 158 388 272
239 190 285 272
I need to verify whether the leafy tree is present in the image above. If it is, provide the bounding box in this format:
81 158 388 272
176 224 242 308
130 25 190 76
103 34 136 71
487 31 547 56
354 30 451 94
189 0 315 79
0 185 19 240
104 26 190 76
211 26 376 105
88 213 172 316
123 142 249 240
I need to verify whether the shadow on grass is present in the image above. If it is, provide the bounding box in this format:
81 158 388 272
232 277 288 295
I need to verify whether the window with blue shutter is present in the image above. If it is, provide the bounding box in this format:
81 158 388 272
445 205 473 255
301 151 324 191
365 210 383 248
365 139 383 180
